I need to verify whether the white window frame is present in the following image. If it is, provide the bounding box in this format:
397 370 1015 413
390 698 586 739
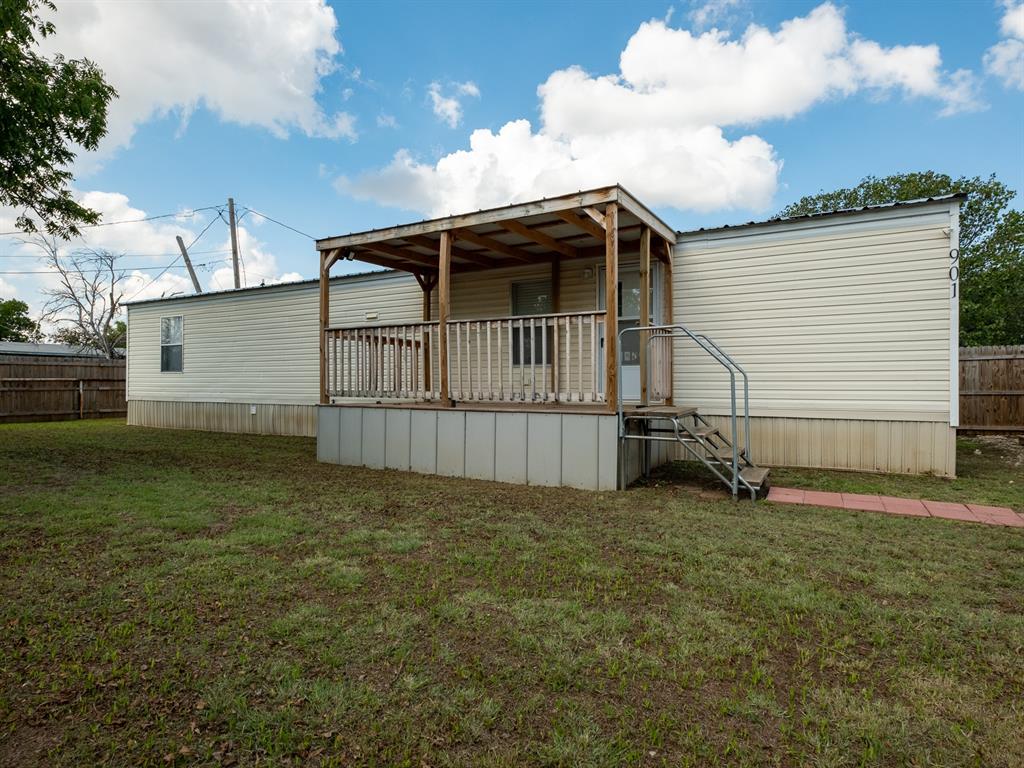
160 315 184 373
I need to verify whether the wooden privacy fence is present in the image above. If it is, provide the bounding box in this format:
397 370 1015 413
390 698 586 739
0 354 126 423
959 346 1023 431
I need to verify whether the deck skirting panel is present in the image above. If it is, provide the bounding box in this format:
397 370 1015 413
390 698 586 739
317 405 647 490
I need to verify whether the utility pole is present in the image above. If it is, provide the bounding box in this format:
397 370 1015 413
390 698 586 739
175 236 202 294
228 197 240 289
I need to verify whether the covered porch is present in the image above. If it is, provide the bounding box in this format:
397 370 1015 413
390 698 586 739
315 186 678 411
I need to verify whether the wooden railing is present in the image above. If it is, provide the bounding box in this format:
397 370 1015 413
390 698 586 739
326 310 607 403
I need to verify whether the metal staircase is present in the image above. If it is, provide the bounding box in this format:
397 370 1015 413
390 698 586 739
616 325 770 500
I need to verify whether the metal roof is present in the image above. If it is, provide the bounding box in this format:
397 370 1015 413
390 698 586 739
0 341 123 358
123 267 399 307
316 185 677 276
676 194 965 237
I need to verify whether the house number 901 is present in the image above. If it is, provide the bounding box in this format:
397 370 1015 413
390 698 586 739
949 248 959 298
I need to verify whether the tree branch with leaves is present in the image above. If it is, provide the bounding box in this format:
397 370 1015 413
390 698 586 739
0 0 116 238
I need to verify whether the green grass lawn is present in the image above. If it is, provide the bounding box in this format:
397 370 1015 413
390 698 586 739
0 419 1021 767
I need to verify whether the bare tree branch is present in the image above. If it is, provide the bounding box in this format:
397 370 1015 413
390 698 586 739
29 236 127 359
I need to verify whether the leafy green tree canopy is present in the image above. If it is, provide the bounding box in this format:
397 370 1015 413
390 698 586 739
0 0 116 238
52 320 126 356
778 172 1022 346
0 298 41 342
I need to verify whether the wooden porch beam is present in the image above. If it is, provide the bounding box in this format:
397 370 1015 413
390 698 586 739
553 209 605 241
345 249 418 273
359 241 441 270
661 238 674 405
319 250 330 404
639 226 650 406
317 186 618 251
498 219 579 259
452 228 534 263
583 207 607 230
604 203 618 412
655 234 672 265
413 272 437 320
551 256 561 313
403 235 498 269
438 231 451 404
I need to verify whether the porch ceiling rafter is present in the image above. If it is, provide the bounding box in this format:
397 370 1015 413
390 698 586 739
553 209 605 241
451 228 534 264
401 234 499 269
497 219 578 259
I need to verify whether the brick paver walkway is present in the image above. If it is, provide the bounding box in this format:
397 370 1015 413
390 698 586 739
766 487 1024 527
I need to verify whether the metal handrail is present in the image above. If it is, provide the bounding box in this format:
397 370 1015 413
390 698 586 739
617 324 751 497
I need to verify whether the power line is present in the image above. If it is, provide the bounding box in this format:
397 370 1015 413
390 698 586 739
123 210 226 302
0 259 229 276
0 205 223 237
0 248 231 260
240 206 315 239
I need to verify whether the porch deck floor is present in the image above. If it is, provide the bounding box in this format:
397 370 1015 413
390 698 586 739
324 400 688 416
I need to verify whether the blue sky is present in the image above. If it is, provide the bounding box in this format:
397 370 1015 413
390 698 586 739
1 0 1021 310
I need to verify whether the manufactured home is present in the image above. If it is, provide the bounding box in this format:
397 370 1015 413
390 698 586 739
126 186 962 496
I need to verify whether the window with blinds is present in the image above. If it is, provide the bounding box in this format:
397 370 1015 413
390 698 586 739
510 279 553 365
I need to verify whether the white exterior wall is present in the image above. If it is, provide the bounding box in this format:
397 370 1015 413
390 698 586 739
673 200 959 475
126 271 422 406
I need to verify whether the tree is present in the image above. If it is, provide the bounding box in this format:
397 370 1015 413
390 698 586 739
778 172 1023 346
0 0 116 238
52 320 126 355
0 298 41 342
32 238 127 359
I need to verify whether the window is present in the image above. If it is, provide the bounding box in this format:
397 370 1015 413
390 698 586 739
511 279 553 365
160 316 183 372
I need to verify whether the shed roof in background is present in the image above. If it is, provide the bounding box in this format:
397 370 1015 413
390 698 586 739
0 341 123 358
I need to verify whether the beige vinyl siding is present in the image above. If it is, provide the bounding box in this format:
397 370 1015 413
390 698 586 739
127 272 421 405
432 259 606 400
673 202 957 421
692 415 956 477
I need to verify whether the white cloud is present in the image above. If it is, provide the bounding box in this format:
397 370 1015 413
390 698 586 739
39 0 354 159
427 81 481 128
341 3 978 217
0 277 18 299
689 0 743 29
377 113 398 128
1001 0 1024 37
985 2 1024 90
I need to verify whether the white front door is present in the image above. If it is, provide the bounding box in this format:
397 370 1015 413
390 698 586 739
599 265 656 402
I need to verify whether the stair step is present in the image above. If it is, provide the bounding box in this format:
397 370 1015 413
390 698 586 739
740 466 770 487
690 426 720 439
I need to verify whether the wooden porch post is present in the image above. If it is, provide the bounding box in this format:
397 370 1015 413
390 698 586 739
662 238 674 405
415 273 435 394
639 226 650 406
604 203 618 410
438 232 452 404
318 250 331 404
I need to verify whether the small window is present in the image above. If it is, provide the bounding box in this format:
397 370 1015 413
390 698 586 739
160 316 183 372
511 279 553 365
